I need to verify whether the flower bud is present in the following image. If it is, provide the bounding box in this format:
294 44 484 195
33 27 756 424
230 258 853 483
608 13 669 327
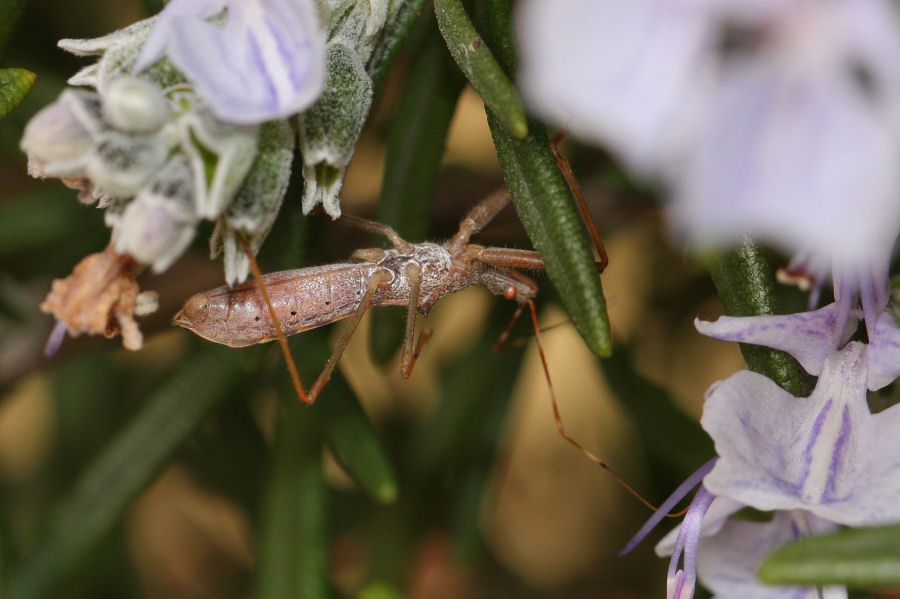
102 77 170 132
21 89 101 177
212 119 295 285
297 42 372 217
113 156 197 272
86 131 169 197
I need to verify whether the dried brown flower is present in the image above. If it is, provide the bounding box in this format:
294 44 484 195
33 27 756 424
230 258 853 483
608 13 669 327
40 244 157 353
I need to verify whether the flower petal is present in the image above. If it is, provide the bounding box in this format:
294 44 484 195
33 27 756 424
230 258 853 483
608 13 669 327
670 54 900 270
135 0 325 124
697 511 845 599
694 304 841 376
517 0 714 174
866 311 900 390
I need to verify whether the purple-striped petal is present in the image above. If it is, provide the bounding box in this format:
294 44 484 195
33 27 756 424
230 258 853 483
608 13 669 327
134 0 325 124
703 342 900 526
695 304 843 376
696 511 845 599
867 311 900 390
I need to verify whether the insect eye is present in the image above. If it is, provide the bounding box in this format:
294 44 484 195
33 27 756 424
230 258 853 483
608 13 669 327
503 285 518 300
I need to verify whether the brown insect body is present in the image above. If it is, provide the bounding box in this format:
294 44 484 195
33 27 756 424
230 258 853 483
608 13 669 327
174 239 538 348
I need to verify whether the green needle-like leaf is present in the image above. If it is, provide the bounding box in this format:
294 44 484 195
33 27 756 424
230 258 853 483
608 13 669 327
0 68 34 120
759 523 900 588
258 394 328 599
370 20 465 362
316 373 398 505
705 238 806 395
434 0 527 138
286 333 397 505
474 0 611 358
488 122 612 359
6 346 245 599
368 0 429 93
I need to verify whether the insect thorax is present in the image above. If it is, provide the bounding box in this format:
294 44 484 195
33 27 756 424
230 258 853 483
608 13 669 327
376 243 483 312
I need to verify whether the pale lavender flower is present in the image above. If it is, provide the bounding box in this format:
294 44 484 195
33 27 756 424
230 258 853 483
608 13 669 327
701 342 900 525
518 0 900 277
134 0 326 124
656 497 845 599
626 340 900 598
696 300 900 390
517 0 717 175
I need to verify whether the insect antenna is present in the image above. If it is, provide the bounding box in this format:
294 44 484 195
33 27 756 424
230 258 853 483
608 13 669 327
550 131 609 273
511 299 686 517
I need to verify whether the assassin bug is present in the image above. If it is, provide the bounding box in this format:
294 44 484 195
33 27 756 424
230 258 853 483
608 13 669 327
174 140 660 507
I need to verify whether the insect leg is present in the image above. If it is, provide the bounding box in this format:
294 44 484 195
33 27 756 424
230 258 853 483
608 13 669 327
340 214 413 252
307 269 394 403
240 236 310 404
473 247 546 271
522 299 663 512
399 262 433 378
550 132 609 273
445 188 512 252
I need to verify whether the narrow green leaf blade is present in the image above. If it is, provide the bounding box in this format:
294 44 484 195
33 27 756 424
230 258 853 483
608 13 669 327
358 581 405 599
434 0 527 138
258 395 328 599
759 523 900 588
7 345 244 599
488 118 611 357
0 68 34 119
474 0 610 357
316 373 398 504
368 0 429 93
705 238 806 395
290 333 397 505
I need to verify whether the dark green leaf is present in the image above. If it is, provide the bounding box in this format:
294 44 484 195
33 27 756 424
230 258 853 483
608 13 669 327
474 0 611 358
316 373 398 504
760 523 900 588
358 581 405 599
6 346 245 599
368 0 430 93
283 332 397 505
257 394 328 599
434 0 527 138
705 238 806 395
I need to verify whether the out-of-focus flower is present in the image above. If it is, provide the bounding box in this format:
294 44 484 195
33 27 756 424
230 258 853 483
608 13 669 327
133 0 326 125
40 244 158 352
517 0 900 277
517 0 716 176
